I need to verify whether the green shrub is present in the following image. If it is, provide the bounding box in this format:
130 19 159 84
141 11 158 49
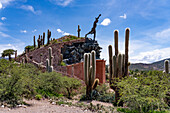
0 60 39 107
37 72 63 98
60 61 66 66
35 94 42 100
61 76 82 99
117 70 170 112
80 83 115 103
25 45 35 52
0 59 83 107
117 108 168 113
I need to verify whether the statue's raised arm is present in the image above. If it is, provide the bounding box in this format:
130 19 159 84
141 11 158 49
96 14 101 20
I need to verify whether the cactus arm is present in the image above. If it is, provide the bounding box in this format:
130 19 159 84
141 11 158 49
48 47 52 66
49 66 53 72
112 55 117 78
118 54 122 78
91 50 96 84
43 32 45 45
84 53 89 85
122 54 125 77
88 53 91 72
92 78 99 89
125 28 130 77
114 30 119 56
89 66 92 86
33 36 36 48
108 45 113 85
46 59 49 71
164 60 169 74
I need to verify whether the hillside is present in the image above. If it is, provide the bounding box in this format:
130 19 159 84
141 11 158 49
129 58 170 71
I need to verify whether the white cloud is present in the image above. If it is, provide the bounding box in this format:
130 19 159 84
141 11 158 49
20 30 27 33
1 17 6 21
155 28 170 40
0 0 14 9
120 14 127 19
20 5 41 14
32 29 37 32
49 0 73 6
100 18 111 26
63 32 70 35
0 43 25 57
145 28 170 43
130 47 170 63
57 28 70 35
57 29 63 33
0 2 2 9
0 31 11 38
0 0 14 4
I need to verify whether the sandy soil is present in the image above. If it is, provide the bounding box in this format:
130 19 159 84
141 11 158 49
0 99 94 113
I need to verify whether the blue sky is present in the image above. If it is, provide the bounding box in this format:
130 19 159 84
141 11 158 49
0 0 170 64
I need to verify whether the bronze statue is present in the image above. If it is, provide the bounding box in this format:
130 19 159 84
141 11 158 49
85 14 101 41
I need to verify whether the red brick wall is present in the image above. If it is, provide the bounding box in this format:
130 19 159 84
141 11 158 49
96 60 106 83
66 60 106 84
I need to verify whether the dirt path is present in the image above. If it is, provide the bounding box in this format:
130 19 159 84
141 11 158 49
0 100 93 113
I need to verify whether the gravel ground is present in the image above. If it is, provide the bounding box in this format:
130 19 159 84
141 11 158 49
0 100 94 113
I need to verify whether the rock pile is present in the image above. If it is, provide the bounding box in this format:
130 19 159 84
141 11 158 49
61 38 102 64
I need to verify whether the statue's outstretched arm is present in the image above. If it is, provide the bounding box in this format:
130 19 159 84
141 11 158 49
96 14 101 19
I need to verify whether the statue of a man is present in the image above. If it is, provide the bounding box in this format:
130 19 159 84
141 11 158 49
85 14 101 41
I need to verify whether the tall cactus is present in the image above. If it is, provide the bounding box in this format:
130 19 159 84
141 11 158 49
108 28 130 106
124 28 130 77
46 47 53 72
43 32 45 45
46 59 49 71
114 30 118 56
48 47 53 66
37 35 41 48
47 29 51 45
108 45 113 85
84 50 99 98
41 35 43 46
164 60 169 74
33 36 36 48
15 50 17 60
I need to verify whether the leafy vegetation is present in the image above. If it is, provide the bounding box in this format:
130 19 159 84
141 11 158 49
35 94 42 100
0 58 169 113
117 70 170 113
61 76 81 99
80 83 115 103
0 59 82 107
60 61 66 66
1 49 15 61
25 45 36 52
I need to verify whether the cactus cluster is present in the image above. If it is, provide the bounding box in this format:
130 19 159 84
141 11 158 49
108 28 130 82
164 60 169 74
33 29 52 48
46 47 53 72
84 50 99 98
108 28 130 105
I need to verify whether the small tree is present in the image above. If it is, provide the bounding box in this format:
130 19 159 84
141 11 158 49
1 49 15 61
